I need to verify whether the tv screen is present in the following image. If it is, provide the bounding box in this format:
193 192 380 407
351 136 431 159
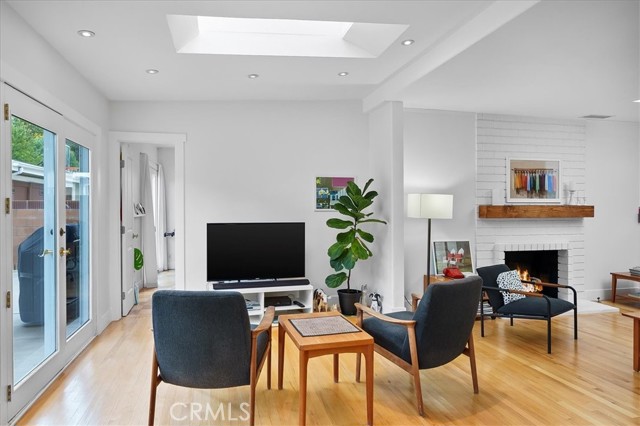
207 222 305 282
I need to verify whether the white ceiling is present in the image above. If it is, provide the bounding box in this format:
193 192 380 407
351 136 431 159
6 0 640 122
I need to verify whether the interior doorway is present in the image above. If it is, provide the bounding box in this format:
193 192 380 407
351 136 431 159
108 132 185 319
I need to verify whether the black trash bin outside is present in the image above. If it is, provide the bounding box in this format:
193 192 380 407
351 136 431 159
17 224 80 325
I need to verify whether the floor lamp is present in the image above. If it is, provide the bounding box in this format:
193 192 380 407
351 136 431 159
407 194 454 287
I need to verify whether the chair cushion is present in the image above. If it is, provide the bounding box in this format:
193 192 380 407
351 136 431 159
362 311 413 364
497 270 527 304
497 296 574 317
476 264 511 311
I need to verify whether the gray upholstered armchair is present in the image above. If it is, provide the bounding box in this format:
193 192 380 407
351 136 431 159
476 264 577 354
355 276 483 416
148 290 274 426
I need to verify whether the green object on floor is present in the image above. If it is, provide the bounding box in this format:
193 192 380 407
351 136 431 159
134 248 144 270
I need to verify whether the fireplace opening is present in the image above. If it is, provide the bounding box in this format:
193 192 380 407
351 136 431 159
505 250 558 298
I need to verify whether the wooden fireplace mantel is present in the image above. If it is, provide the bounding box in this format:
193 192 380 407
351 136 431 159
478 205 594 219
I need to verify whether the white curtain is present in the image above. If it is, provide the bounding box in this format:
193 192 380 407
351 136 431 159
139 153 158 287
155 164 168 271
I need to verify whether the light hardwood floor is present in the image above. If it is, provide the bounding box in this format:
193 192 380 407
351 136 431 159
17 290 640 425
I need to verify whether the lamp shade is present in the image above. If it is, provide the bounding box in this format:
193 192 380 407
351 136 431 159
407 193 453 219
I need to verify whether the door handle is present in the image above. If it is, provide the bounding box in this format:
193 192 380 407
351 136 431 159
59 247 72 256
132 233 139 239
38 249 54 257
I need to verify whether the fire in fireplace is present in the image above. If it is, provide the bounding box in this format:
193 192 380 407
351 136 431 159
505 250 559 298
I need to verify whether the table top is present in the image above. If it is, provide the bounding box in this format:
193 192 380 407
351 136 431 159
279 311 373 351
611 272 640 279
621 310 640 320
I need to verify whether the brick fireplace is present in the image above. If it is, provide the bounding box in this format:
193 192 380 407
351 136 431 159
475 114 587 298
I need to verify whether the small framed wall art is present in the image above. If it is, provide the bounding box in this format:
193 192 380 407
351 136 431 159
507 158 561 203
432 240 473 275
315 176 354 211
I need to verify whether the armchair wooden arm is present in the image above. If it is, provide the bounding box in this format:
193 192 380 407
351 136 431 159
522 280 570 289
411 293 422 312
481 285 544 298
252 306 275 337
355 303 416 327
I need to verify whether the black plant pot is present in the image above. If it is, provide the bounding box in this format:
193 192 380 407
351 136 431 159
338 289 362 316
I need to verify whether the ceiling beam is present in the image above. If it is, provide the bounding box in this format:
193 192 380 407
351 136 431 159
362 0 540 113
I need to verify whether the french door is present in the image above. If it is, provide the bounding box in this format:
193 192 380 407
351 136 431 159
2 85 94 420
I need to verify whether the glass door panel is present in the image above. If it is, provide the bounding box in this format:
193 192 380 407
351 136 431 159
64 140 90 337
11 116 57 383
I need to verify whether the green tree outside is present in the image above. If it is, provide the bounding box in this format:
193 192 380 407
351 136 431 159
11 116 44 166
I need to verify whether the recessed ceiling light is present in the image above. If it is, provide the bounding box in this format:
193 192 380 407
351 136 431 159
248 74 259 79
401 39 415 46
146 69 159 74
633 99 640 103
338 72 349 77
77 30 95 38
581 114 613 119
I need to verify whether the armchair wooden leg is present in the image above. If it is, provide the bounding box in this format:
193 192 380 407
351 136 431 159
148 350 160 426
267 334 272 390
467 334 479 394
547 317 552 354
407 325 424 416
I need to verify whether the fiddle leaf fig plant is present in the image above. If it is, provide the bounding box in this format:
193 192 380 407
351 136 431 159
325 178 387 289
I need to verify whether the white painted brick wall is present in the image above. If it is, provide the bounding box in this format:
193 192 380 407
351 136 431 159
476 114 587 295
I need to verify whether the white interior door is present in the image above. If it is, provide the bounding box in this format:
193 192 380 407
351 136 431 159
120 144 135 316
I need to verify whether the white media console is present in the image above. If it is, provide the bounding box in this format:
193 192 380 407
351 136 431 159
209 283 313 324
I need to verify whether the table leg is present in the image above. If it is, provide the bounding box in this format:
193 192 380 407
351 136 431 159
278 323 285 390
333 354 339 383
633 318 640 372
299 351 309 426
364 345 374 426
612 275 617 303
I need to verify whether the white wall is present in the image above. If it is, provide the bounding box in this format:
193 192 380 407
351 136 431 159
584 120 640 298
0 3 110 327
403 109 477 297
110 101 371 294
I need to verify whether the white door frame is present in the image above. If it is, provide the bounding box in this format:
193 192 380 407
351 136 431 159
107 132 186 322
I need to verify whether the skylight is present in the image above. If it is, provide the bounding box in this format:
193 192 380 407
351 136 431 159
166 15 408 58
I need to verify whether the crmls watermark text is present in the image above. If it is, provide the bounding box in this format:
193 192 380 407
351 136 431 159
170 402 250 422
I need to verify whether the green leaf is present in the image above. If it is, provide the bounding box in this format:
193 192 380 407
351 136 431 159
337 229 356 244
362 178 374 194
325 272 348 288
333 202 360 220
339 195 357 211
342 250 357 270
356 229 374 243
351 239 369 260
327 218 353 229
346 181 361 198
330 255 345 271
359 218 387 225
356 197 373 211
328 242 346 260
363 190 378 201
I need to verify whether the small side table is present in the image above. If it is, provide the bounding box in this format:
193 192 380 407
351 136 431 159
610 272 640 303
423 274 454 292
621 311 640 371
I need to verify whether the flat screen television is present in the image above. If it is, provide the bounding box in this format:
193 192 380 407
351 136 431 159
207 222 305 283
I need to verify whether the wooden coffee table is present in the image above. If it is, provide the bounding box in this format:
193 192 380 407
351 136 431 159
277 311 374 426
621 311 640 371
610 272 640 303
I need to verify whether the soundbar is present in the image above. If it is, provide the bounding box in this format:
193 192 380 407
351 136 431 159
211 278 310 290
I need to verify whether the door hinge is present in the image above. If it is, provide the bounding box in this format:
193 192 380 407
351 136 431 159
6 385 11 402
4 198 10 214
121 291 126 301
3 103 8 121
6 291 10 309
120 159 125 168
121 225 125 235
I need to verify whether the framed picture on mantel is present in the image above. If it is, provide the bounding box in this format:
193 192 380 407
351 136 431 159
507 158 561 203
